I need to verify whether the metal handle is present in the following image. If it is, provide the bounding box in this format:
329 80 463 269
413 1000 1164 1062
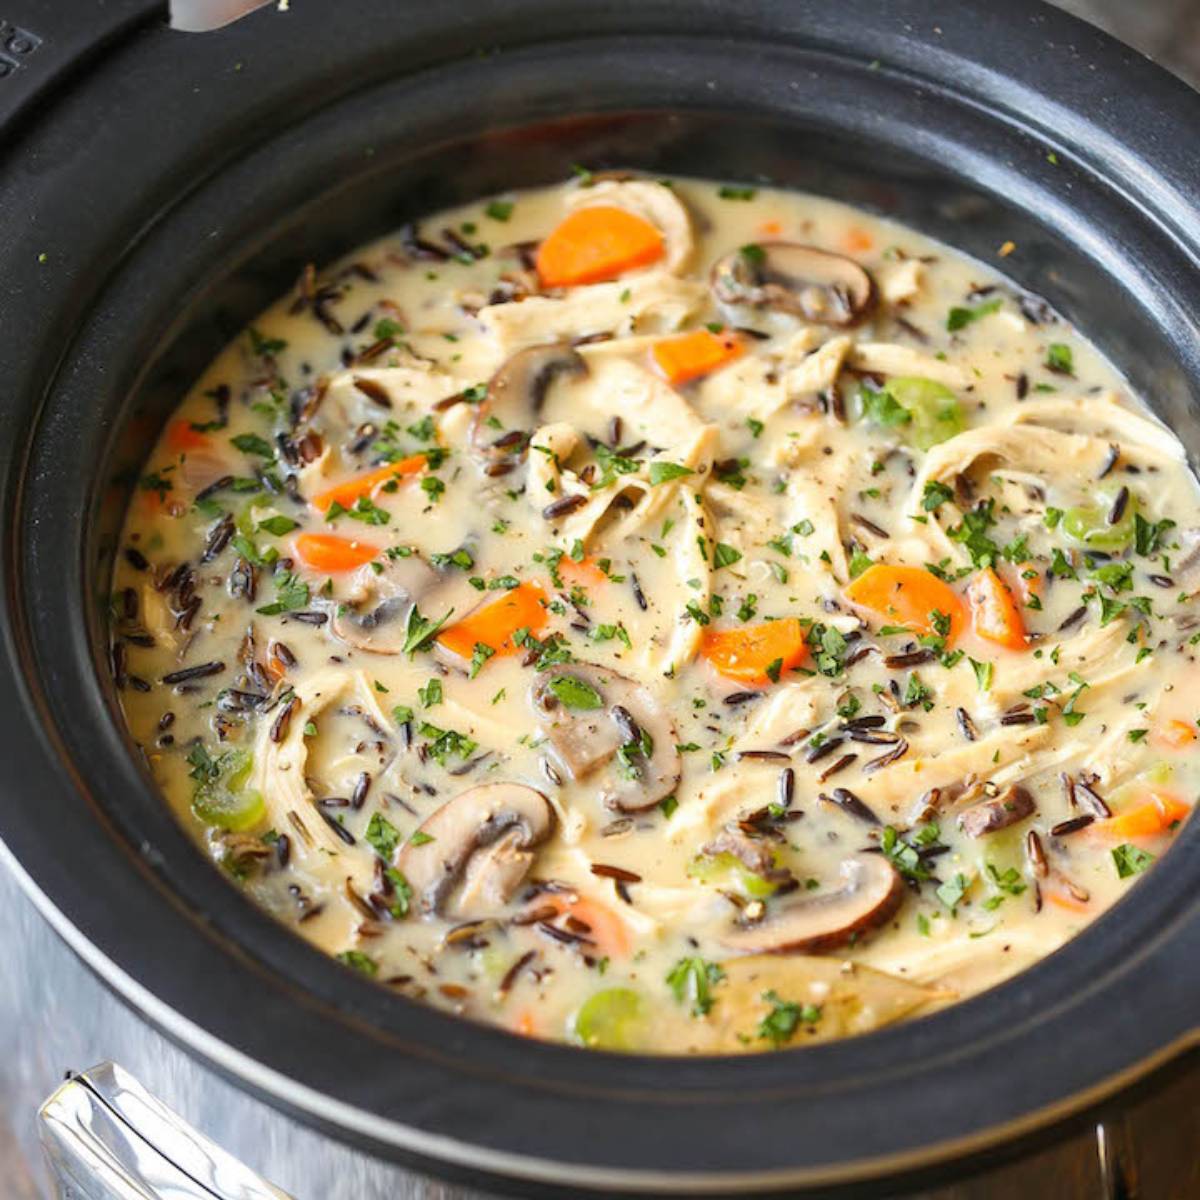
39 1062 293 1200
169 1 274 31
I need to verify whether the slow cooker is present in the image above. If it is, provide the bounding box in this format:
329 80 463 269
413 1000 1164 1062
2 1 1198 1195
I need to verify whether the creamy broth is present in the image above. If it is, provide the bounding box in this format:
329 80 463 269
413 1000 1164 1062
113 175 1200 1053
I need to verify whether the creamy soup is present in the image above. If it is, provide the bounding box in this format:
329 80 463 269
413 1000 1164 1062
112 174 1200 1053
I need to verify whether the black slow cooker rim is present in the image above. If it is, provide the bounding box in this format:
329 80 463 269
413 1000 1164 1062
1 2 1199 1194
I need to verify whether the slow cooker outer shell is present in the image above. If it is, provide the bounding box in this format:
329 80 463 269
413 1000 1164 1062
1 2 1199 1194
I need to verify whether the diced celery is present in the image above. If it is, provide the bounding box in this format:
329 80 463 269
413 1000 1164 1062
570 988 645 1051
888 377 965 450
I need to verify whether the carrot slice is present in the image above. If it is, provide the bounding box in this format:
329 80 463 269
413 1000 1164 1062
700 618 807 685
967 567 1028 651
651 329 744 386
310 455 425 513
293 532 380 573
558 555 608 589
436 581 548 661
1153 719 1197 751
844 564 966 643
165 419 211 453
511 1009 539 1038
1045 887 1091 915
536 206 664 288
1099 793 1191 840
540 894 631 959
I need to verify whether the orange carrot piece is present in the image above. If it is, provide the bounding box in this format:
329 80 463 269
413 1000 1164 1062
165 419 211 453
1045 888 1091 915
310 455 425 513
1153 719 1198 751
757 218 783 237
844 564 967 643
541 894 631 959
511 1009 539 1038
652 329 743 386
535 206 664 288
967 567 1028 651
558 555 608 589
293 532 380 573
436 581 548 662
842 227 874 255
700 618 807 685
1099 793 1191 840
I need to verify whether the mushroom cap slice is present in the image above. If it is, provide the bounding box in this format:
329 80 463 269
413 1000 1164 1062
530 664 681 813
398 783 555 918
471 343 587 462
958 784 1036 838
330 552 441 654
711 242 875 326
721 854 904 955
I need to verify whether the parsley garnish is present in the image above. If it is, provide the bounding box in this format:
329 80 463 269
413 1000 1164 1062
757 990 820 1046
255 571 309 616
946 297 1002 332
1112 843 1155 878
665 957 725 1016
365 812 401 859
648 461 694 486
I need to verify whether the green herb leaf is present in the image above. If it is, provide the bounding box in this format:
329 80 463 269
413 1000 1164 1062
713 542 743 570
648 461 694 486
255 571 309 616
402 605 455 657
1112 842 1155 879
922 480 955 513
337 950 378 976
546 674 604 710
946 297 1002 332
1045 342 1074 374
757 990 820 1046
257 515 298 536
969 658 994 691
231 433 275 459
364 812 401 860
665 957 725 1016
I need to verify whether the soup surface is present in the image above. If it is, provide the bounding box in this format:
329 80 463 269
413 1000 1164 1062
113 175 1199 1053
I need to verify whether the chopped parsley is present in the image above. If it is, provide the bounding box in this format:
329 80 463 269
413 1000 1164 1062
364 812 401 860
946 297 1002 332
757 990 820 1046
1112 843 1155 878
648 461 694 486
546 674 604 710
665 957 725 1016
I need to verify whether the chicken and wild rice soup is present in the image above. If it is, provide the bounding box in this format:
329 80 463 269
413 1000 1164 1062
113 174 1200 1053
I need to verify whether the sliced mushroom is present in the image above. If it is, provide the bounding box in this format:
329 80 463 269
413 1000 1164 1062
471 343 587 462
721 854 904 955
530 664 681 813
711 243 875 326
958 784 1036 837
398 783 555 918
330 553 440 654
